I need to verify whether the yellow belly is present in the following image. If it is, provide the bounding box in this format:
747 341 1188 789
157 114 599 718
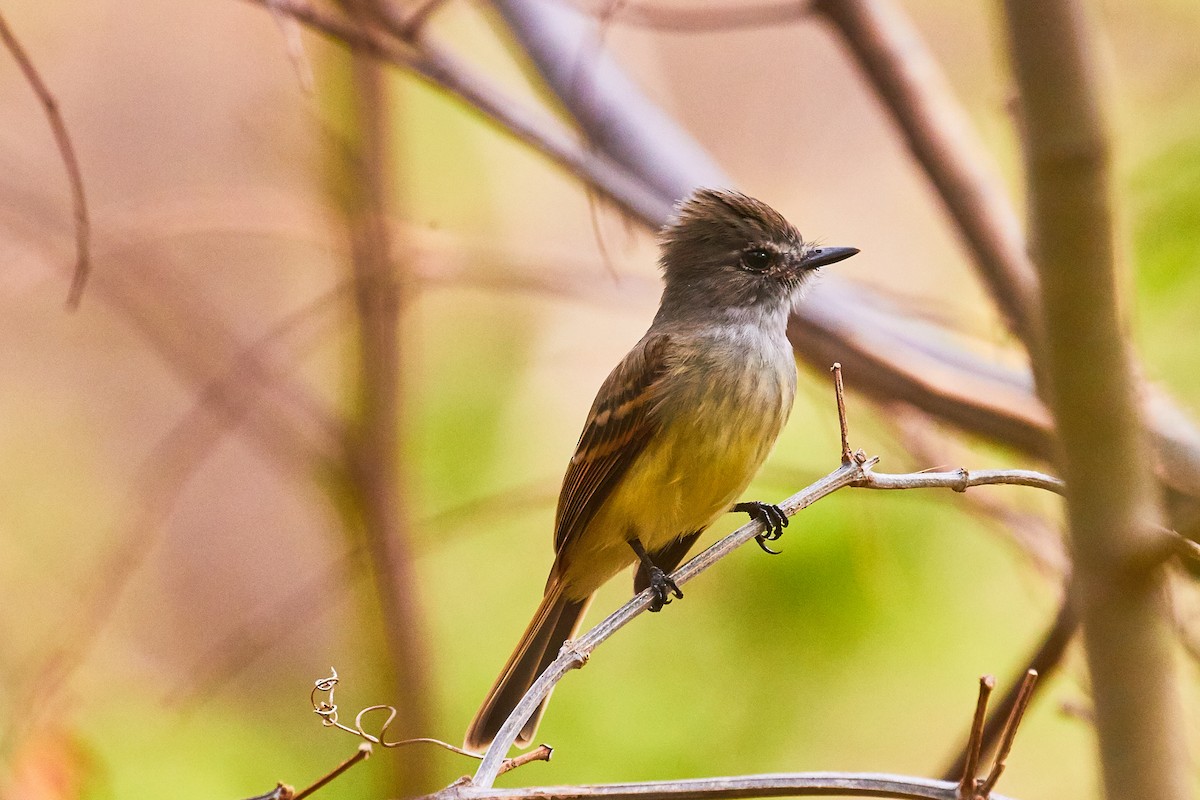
556 360 793 599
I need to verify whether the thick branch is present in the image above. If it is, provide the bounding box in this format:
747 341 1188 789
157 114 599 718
1001 1 1189 798
338 19 436 793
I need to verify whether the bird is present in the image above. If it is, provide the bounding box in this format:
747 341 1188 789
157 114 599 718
464 188 859 752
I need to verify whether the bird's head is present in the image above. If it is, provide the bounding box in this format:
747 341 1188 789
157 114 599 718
657 188 858 320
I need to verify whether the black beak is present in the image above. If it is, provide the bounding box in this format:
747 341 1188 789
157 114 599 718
800 245 860 270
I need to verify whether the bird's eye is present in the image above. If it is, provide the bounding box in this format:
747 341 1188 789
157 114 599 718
741 247 773 272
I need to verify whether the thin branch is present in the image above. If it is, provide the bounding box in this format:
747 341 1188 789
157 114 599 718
430 772 1017 800
957 676 993 800
0 10 92 308
856 468 1064 495
337 23 435 792
571 0 817 32
831 362 852 465
294 744 372 800
977 670 1038 797
811 0 1039 351
470 453 1064 786
472 459 868 786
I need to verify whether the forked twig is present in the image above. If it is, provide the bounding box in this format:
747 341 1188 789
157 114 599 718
978 671 1038 797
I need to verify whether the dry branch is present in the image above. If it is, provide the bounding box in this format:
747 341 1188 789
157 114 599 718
427 772 1018 800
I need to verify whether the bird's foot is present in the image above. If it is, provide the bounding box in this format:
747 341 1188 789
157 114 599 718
734 500 790 555
645 567 683 612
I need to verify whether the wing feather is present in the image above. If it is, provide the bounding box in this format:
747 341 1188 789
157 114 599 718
553 333 675 557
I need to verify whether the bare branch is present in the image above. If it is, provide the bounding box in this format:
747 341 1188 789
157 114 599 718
0 10 92 308
431 772 1017 800
957 676 994 800
831 362 852 465
977 670 1038 797
236 0 671 225
1001 1 1189 797
856 468 1064 495
470 452 1064 786
337 28 435 792
571 0 817 32
812 0 1040 348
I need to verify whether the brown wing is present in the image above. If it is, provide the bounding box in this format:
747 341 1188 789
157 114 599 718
553 333 675 558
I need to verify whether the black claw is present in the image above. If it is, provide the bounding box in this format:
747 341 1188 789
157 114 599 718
735 501 790 553
646 567 683 612
755 536 782 555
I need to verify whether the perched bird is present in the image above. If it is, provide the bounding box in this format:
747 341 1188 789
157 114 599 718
464 188 858 752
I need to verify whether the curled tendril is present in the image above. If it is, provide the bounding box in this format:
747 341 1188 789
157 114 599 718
310 668 485 759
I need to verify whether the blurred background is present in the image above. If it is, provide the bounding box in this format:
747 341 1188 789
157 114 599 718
1 0 1198 798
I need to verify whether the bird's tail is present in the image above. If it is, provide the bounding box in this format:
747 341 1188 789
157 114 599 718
464 581 591 752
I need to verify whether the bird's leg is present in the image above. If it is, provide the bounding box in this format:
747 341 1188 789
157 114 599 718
733 501 789 555
628 536 683 612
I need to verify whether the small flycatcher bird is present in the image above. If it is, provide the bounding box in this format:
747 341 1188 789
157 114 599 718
464 188 858 751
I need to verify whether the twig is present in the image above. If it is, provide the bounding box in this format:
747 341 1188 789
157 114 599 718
266 0 316 94
957 676 993 800
294 744 372 800
0 10 92 309
831 363 852 465
571 0 817 32
498 745 554 776
855 468 1063 495
977 670 1038 797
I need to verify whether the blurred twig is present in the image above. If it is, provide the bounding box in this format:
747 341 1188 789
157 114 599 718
0 10 91 308
812 0 1040 348
7 259 345 751
570 0 816 32
335 14 435 791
